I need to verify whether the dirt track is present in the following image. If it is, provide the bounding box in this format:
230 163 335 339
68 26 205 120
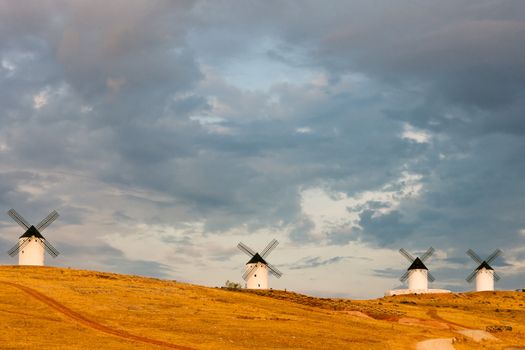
427 309 470 330
416 338 455 350
1 281 195 350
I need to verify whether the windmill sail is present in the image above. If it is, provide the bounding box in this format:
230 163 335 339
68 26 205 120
6 209 60 261
465 249 502 285
399 248 415 262
238 239 283 287
242 264 257 280
37 239 60 257
237 242 256 257
260 239 279 258
7 209 30 230
267 262 283 278
7 238 31 257
36 210 59 232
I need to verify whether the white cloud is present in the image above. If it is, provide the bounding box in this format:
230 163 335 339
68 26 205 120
190 115 234 135
300 172 423 239
33 91 48 109
401 123 431 143
295 126 312 134
1 59 16 76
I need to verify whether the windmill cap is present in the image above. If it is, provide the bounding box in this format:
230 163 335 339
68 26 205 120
246 253 268 265
19 225 44 239
476 261 494 271
408 257 428 270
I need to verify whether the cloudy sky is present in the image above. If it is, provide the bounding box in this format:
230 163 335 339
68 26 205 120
1 0 524 298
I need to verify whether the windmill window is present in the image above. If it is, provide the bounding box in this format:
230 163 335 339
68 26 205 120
254 274 257 277
258 284 260 287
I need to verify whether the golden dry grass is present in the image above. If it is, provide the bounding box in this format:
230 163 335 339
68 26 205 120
0 266 524 349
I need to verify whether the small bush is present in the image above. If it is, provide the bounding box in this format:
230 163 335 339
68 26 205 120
224 280 243 289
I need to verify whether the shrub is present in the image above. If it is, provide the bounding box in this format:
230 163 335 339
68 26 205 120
224 280 243 289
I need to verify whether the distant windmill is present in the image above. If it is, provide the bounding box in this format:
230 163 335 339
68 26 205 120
6 209 60 266
237 239 283 289
399 247 435 290
466 249 502 292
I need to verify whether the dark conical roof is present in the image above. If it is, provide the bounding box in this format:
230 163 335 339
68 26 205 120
246 253 268 265
476 261 494 271
19 225 44 239
408 257 428 270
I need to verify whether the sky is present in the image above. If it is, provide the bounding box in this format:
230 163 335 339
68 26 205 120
0 0 524 299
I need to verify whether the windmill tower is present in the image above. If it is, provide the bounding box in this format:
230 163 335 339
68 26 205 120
237 239 283 289
466 249 502 292
6 209 60 266
399 247 435 290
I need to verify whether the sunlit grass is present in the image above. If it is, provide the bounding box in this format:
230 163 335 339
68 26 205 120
0 266 524 349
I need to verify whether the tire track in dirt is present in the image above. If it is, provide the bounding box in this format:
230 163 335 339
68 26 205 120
2 281 195 350
426 309 470 330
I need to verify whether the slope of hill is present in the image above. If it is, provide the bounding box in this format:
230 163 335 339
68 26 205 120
0 266 524 349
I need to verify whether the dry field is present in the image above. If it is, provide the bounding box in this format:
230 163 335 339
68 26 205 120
0 266 524 349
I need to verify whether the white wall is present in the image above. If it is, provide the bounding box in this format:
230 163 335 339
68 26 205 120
245 263 269 289
475 268 494 291
18 238 45 266
408 269 428 290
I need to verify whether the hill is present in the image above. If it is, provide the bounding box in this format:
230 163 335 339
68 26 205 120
0 266 524 349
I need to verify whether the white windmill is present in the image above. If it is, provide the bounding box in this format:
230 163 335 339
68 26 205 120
6 209 60 266
399 247 435 290
237 239 283 289
466 249 502 292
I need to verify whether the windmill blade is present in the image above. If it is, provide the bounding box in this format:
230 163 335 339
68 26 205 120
260 239 279 259
400 270 410 282
493 271 501 281
465 269 477 283
466 249 483 264
485 249 502 264
420 247 435 262
267 262 283 278
399 248 415 263
43 240 59 257
7 209 30 230
38 238 60 258
242 264 257 281
36 210 59 232
237 242 256 257
427 272 436 282
7 238 30 257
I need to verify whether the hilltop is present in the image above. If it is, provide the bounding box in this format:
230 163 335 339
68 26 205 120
0 266 524 349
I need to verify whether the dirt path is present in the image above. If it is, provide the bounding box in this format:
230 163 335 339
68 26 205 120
456 329 498 342
426 309 468 330
1 281 195 350
416 338 455 350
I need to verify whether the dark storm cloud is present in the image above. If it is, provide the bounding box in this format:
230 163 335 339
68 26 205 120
357 210 417 246
1 0 525 293
193 0 525 132
2 0 429 238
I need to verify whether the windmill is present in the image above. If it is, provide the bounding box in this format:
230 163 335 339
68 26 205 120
466 249 502 292
6 209 60 266
399 247 435 290
237 239 283 289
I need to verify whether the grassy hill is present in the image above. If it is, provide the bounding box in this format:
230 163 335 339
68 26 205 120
0 266 524 349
